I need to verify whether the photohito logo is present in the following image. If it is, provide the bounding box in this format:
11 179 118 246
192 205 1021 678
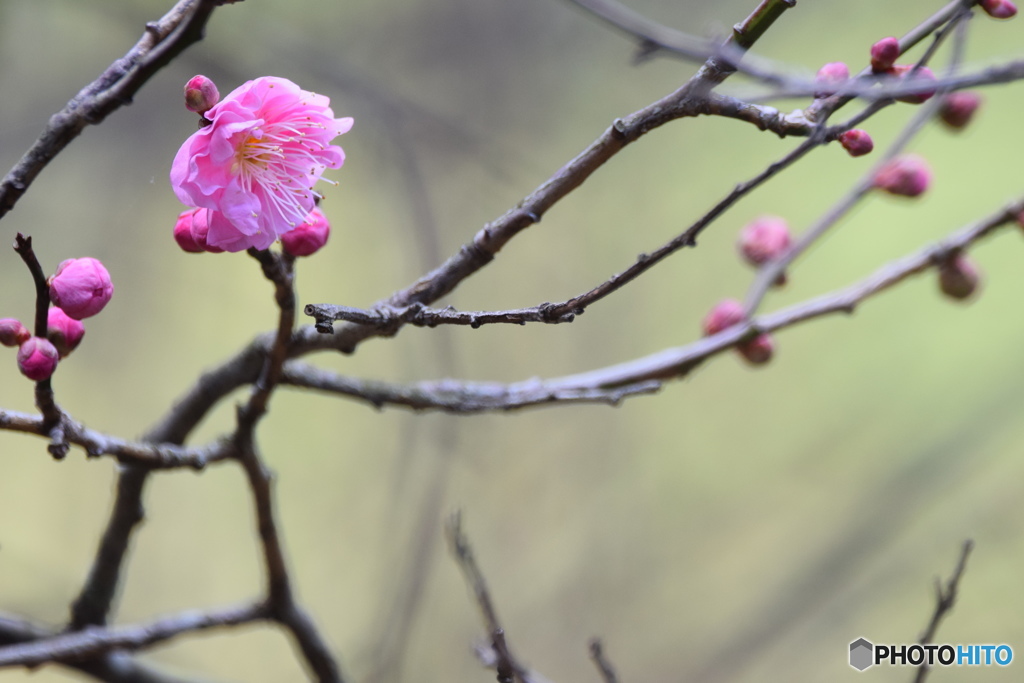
849 637 1013 671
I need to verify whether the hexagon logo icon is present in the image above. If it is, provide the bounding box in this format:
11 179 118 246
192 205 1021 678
850 638 874 671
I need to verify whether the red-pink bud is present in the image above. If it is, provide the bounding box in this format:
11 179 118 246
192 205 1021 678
173 207 223 253
184 75 220 115
738 216 791 266
737 333 774 365
702 299 745 336
17 337 59 381
874 154 932 198
938 92 982 130
980 0 1017 18
815 62 850 97
0 318 30 347
48 257 114 320
281 207 331 257
47 307 85 358
838 129 874 157
870 37 900 73
938 253 981 300
889 64 937 104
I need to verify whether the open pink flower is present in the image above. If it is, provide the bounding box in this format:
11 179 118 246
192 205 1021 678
170 76 353 252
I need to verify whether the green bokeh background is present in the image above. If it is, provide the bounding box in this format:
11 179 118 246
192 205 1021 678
1 0 1024 681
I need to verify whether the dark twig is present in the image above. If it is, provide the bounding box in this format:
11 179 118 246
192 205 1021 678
446 512 530 683
0 409 231 468
292 200 1020 414
589 639 619 683
0 602 267 668
913 540 974 683
230 251 344 682
0 0 227 220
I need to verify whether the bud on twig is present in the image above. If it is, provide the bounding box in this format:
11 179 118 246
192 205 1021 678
938 253 981 300
815 62 849 98
838 129 874 157
938 92 982 130
980 0 1018 19
870 37 900 73
184 75 220 115
874 155 932 198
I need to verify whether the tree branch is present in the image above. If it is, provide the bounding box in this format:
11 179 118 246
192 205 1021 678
0 0 229 220
912 540 974 683
0 603 266 668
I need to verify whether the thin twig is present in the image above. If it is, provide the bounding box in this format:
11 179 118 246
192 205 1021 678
0 602 267 668
589 639 619 683
913 540 974 683
0 0 227 220
291 200 1020 413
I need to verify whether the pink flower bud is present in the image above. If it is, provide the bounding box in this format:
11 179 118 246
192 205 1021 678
889 64 937 104
980 0 1017 18
17 337 59 381
173 207 224 253
737 333 774 365
838 129 874 157
702 299 745 336
738 216 791 266
874 154 932 198
48 257 114 320
870 37 900 73
184 75 220 115
0 318 30 347
280 207 331 257
47 307 85 358
938 253 981 300
938 92 982 130
815 62 850 97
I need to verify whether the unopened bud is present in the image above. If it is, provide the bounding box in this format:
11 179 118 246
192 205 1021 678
17 337 59 381
184 75 220 115
815 62 850 98
938 92 982 130
980 0 1017 18
737 333 774 365
870 37 900 73
702 299 745 337
0 318 30 347
889 64 937 104
738 216 791 267
48 257 114 320
47 307 85 358
938 253 981 300
874 154 932 198
173 208 223 253
838 129 874 157
281 207 331 257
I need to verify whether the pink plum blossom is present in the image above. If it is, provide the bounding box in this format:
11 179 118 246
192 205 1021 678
47 307 86 358
171 76 353 252
0 318 30 347
281 207 331 257
17 337 59 381
48 257 114 320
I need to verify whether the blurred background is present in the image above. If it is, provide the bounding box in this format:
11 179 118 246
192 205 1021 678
1 0 1024 681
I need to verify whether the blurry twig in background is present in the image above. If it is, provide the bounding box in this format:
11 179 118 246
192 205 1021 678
588 638 620 683
912 540 974 683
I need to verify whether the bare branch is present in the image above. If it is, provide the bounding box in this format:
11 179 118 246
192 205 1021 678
0 603 266 668
0 0 230 220
589 639 619 683
912 540 974 683
291 200 1020 413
